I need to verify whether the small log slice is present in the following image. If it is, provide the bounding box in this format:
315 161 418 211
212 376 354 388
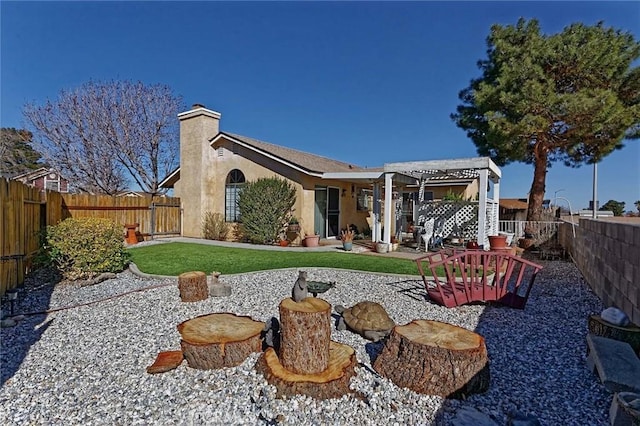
256 341 357 400
177 313 265 370
589 315 640 354
279 297 331 374
372 319 490 398
178 271 208 302
146 350 184 374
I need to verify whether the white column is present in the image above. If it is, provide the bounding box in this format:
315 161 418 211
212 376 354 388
477 169 488 248
493 174 500 233
383 173 393 244
373 183 381 242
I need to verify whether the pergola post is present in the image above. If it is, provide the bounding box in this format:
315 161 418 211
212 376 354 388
477 169 488 247
383 173 393 244
372 182 382 242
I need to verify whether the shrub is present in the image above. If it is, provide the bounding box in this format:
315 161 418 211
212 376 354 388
202 212 230 240
237 177 296 244
43 217 130 280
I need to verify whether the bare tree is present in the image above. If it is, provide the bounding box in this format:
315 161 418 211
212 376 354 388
23 80 183 195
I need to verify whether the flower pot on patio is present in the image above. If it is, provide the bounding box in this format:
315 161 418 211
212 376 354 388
375 242 389 253
342 241 353 251
279 240 290 247
303 235 320 247
488 235 507 250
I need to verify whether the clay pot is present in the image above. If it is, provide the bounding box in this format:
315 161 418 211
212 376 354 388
303 235 320 247
488 235 508 250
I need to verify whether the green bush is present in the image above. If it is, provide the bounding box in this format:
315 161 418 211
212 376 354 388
202 212 230 240
43 217 130 280
237 177 296 244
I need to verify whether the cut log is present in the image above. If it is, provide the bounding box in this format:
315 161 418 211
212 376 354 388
372 319 490 398
256 341 357 400
279 297 331 374
178 271 208 302
177 313 265 370
589 315 640 354
146 350 184 374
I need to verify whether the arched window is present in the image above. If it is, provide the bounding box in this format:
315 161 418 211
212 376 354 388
225 169 245 222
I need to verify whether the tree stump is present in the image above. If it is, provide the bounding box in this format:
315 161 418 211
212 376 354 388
256 341 357 400
177 313 265 369
589 315 640 354
279 297 331 374
178 271 208 302
372 319 490 398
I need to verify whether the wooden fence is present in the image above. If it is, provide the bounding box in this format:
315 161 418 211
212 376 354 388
0 177 181 297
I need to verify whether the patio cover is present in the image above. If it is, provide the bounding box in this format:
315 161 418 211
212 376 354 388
324 157 501 246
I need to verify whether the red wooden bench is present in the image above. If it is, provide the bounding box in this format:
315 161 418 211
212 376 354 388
415 249 543 309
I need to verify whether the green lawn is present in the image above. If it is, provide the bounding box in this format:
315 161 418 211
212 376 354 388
128 242 422 276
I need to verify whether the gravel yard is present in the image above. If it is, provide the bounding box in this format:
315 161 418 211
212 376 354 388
0 259 608 425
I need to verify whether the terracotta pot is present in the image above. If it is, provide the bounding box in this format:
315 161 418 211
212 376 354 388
488 235 508 250
466 241 480 250
303 235 320 247
279 240 289 247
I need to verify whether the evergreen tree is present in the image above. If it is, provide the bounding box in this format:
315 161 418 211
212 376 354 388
452 19 640 221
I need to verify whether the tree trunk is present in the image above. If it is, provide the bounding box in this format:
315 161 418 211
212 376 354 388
527 144 548 222
279 297 331 374
589 315 640 354
177 313 265 370
256 341 357 400
178 271 208 302
372 319 490 398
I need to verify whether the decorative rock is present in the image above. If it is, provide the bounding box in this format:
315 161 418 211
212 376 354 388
209 272 232 297
610 392 640 426
146 350 184 374
451 407 498 426
0 318 17 328
81 272 117 287
507 411 542 426
601 307 630 327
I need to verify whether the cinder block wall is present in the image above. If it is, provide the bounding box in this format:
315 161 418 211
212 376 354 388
571 218 640 325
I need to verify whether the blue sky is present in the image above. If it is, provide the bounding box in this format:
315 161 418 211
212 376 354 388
2 1 639 211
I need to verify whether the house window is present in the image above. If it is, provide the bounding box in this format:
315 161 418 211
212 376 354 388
225 169 245 222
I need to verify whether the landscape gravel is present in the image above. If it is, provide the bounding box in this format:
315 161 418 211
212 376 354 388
0 258 609 425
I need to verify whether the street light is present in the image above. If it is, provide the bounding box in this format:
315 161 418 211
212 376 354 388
554 196 576 238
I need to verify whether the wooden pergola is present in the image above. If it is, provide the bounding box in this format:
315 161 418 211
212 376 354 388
377 157 502 247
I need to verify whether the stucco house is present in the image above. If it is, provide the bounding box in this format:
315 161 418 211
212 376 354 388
160 104 500 244
13 167 69 193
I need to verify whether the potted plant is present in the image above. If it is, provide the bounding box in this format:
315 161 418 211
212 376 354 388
278 232 289 247
303 231 320 247
375 241 389 253
287 216 300 233
340 225 355 251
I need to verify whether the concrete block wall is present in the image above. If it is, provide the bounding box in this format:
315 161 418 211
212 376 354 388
571 218 640 325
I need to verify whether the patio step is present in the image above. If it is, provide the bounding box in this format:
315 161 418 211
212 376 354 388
586 334 640 393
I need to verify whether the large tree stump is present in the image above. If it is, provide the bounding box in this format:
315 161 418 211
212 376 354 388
177 313 265 369
373 319 490 398
279 297 331 374
178 271 208 302
256 341 357 399
589 315 640 354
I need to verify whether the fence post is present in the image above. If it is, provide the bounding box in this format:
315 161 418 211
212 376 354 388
150 202 156 240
